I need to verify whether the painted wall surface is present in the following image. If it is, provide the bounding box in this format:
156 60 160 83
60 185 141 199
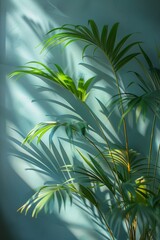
1 0 160 239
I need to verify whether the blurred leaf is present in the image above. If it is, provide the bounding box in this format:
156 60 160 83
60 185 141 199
139 45 153 69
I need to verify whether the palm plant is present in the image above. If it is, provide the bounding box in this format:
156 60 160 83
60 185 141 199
9 20 160 240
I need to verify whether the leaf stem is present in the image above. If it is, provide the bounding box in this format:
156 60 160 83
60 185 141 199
153 144 160 192
85 135 119 188
83 102 121 181
148 115 156 174
97 207 115 240
103 51 130 168
113 71 130 164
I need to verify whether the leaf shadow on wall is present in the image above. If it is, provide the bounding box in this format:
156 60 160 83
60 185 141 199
8 128 110 240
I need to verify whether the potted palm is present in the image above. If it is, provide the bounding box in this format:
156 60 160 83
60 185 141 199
9 20 160 240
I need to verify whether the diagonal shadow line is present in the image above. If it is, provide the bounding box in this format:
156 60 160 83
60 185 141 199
80 61 116 86
30 87 121 145
75 202 105 229
58 148 112 240
9 139 61 181
9 15 121 145
22 15 47 41
8 129 111 239
32 96 122 145
59 136 105 155
56 140 124 239
74 190 128 239
72 196 111 240
58 137 115 184
6 6 122 240
8 129 69 182
32 98 77 115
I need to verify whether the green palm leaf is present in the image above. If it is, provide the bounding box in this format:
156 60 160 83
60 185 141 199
9 19 160 239
88 19 101 44
79 184 98 207
105 148 148 181
77 151 114 194
106 23 119 57
110 87 160 126
9 62 94 102
44 20 141 72
18 184 74 217
18 181 100 218
23 120 88 145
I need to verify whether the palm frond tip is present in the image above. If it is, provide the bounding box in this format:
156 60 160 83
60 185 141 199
44 20 141 71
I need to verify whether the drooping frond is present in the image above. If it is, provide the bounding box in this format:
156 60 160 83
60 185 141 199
44 20 141 72
23 120 88 145
9 62 94 102
9 19 160 239
109 70 160 124
110 90 160 126
18 182 100 218
18 184 73 217
108 47 160 124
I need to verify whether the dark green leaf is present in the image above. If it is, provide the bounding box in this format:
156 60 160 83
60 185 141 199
106 22 119 56
88 19 100 44
115 53 140 71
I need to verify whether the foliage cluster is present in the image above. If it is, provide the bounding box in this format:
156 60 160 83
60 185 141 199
10 20 160 240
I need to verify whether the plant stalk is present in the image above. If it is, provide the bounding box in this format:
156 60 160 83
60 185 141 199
153 144 160 192
113 71 130 162
148 115 156 174
104 51 130 168
97 207 115 240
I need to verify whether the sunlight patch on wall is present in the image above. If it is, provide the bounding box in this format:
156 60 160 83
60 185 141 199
6 81 46 127
137 117 150 136
10 159 47 188
6 1 42 64
155 128 160 154
6 0 63 65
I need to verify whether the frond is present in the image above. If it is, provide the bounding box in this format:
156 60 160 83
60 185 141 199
9 62 94 102
105 148 150 183
77 151 115 194
44 20 141 72
23 120 88 145
124 200 160 230
108 48 160 124
18 184 73 217
18 182 100 218
23 121 59 144
110 90 160 125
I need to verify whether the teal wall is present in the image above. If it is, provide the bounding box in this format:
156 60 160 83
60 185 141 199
1 0 160 239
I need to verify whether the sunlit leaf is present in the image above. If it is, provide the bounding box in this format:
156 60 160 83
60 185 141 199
23 120 88 145
18 184 73 217
9 62 94 102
